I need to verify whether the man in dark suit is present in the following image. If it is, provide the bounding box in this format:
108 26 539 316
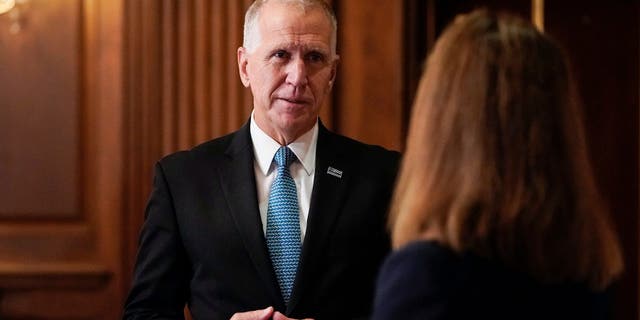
123 1 399 319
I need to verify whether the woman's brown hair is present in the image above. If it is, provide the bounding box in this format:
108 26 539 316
390 9 623 290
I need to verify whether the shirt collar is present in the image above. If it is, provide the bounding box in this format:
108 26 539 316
250 112 318 176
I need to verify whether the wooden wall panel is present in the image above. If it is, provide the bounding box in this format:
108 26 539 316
0 0 80 218
1 289 111 319
545 2 639 318
122 0 162 301
194 0 211 143
334 0 405 151
0 0 124 318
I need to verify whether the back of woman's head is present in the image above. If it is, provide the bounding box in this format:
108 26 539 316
391 9 623 290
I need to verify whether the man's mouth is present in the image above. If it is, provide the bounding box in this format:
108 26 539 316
279 97 309 105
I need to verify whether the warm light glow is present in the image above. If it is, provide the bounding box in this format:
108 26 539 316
532 0 545 32
0 0 15 15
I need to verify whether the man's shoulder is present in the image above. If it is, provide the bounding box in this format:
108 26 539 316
158 129 244 166
325 130 400 161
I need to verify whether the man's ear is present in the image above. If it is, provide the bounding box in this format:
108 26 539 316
237 47 251 88
327 55 340 90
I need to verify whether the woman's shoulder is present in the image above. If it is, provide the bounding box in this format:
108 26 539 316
375 241 467 301
374 240 611 320
380 240 462 279
372 240 467 320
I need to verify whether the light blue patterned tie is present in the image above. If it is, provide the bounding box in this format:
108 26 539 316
266 146 301 304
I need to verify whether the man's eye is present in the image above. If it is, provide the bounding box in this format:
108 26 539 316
307 52 325 63
273 50 288 59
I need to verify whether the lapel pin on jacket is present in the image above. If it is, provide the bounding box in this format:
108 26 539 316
327 166 343 179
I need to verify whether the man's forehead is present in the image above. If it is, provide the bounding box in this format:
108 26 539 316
264 40 331 53
259 1 330 29
249 0 336 55
257 12 332 49
260 0 318 16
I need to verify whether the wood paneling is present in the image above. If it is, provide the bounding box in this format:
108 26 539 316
545 2 639 318
1 288 111 319
0 0 123 318
334 0 405 150
0 0 80 218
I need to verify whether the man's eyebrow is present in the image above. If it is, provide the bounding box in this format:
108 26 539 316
268 42 329 52
306 47 329 54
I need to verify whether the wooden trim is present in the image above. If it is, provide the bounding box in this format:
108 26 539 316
532 0 544 31
0 264 111 289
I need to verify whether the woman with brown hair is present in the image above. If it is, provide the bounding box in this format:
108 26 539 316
372 9 623 319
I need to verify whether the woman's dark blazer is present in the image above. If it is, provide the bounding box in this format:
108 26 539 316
373 240 611 320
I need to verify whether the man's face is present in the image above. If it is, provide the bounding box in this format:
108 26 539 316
238 2 338 143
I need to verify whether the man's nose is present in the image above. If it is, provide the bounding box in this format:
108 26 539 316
286 57 308 87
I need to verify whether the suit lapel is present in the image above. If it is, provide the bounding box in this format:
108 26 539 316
287 123 352 313
217 122 284 307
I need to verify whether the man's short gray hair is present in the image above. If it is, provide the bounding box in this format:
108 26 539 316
242 0 338 54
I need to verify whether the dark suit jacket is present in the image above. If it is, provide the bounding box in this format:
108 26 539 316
373 240 612 320
124 121 400 320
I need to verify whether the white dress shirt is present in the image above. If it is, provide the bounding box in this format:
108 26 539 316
250 114 317 242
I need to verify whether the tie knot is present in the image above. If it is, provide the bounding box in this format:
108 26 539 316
274 146 296 168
